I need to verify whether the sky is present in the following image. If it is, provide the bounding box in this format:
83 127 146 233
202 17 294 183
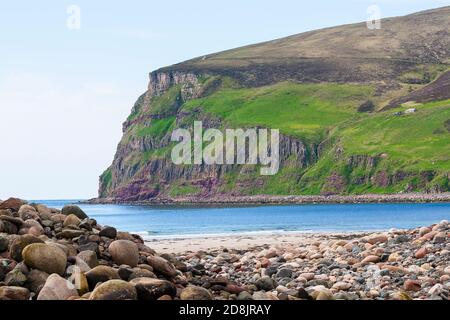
0 0 449 200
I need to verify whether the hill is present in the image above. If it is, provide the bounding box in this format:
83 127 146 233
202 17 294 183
98 7 450 202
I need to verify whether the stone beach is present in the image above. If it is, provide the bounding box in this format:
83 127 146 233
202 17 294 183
0 197 449 300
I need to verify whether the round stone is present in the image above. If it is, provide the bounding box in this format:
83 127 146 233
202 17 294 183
180 286 213 300
22 243 67 275
89 280 137 300
61 205 88 220
108 240 139 267
130 277 177 300
9 235 44 262
0 286 30 300
85 266 120 289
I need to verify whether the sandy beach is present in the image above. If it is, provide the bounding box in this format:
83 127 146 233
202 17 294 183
144 232 371 254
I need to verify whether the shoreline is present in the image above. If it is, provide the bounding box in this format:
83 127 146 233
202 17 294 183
144 231 373 254
82 193 450 206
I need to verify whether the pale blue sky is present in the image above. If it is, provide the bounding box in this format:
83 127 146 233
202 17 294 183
0 0 448 199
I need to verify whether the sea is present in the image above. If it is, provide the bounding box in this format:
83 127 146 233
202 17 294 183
30 200 450 240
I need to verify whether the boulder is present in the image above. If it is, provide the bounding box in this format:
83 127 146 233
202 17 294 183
63 214 81 227
0 286 30 300
85 266 120 289
147 255 178 278
0 234 9 252
0 198 26 212
37 274 79 300
89 280 137 300
61 205 88 220
18 219 44 236
4 268 27 286
130 277 176 300
180 286 213 300
18 205 39 221
9 235 44 261
25 269 49 295
108 240 139 267
77 250 99 268
22 243 67 275
99 226 117 239
0 220 18 234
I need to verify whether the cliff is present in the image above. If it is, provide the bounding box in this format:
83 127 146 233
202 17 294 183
99 7 450 202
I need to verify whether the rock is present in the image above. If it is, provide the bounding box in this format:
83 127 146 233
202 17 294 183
419 227 432 236
0 220 18 234
391 291 412 300
85 266 120 289
18 205 39 221
180 286 213 300
316 290 334 300
252 291 271 300
0 215 24 227
331 281 352 291
61 205 88 220
0 286 30 300
108 240 139 267
63 214 81 227
237 291 253 300
77 250 99 268
59 229 84 239
9 235 45 261
428 284 444 296
367 234 388 245
128 268 156 280
299 273 315 281
18 219 44 236
22 243 67 275
35 204 53 220
78 242 99 255
130 277 176 300
433 232 446 244
255 276 276 291
404 279 421 292
89 280 137 300
298 288 313 300
37 274 79 300
99 226 117 239
68 269 89 295
4 268 27 286
25 269 49 295
388 252 401 262
414 247 427 259
276 268 293 279
147 255 178 278
0 198 26 211
0 235 8 252
361 255 380 265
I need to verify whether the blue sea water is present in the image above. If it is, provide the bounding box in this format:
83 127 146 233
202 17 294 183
30 200 450 239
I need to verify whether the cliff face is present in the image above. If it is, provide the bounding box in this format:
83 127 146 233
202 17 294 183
99 7 450 201
101 70 320 200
